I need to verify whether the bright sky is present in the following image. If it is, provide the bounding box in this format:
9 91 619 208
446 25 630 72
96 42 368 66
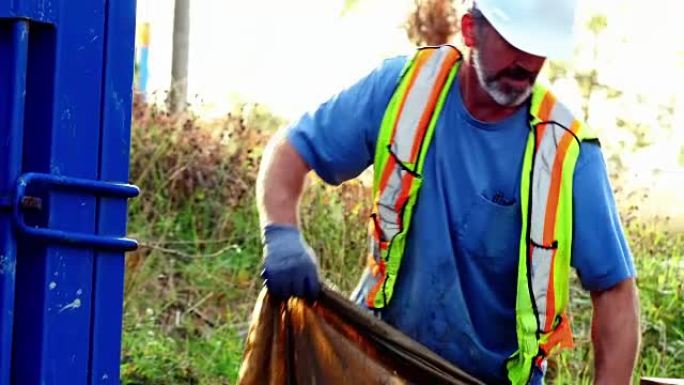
137 0 415 118
136 0 684 120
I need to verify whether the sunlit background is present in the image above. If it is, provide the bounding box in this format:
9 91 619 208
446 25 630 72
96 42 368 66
134 0 684 231
136 1 684 117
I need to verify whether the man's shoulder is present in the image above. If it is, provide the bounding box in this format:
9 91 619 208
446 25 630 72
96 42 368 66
372 55 410 85
574 140 607 185
530 86 598 145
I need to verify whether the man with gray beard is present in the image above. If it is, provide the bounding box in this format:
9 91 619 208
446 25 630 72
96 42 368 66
257 1 640 383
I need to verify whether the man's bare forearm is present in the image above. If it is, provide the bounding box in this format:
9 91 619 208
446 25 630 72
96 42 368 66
256 132 310 227
591 277 640 385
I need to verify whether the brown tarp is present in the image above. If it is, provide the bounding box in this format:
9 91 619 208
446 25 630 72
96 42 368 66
237 287 484 385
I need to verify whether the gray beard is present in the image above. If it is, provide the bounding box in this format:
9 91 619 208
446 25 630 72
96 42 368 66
472 50 532 107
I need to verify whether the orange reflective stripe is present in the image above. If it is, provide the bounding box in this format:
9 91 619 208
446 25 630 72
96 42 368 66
389 50 435 144
365 255 387 308
378 156 396 193
378 51 435 210
538 91 556 119
406 49 460 162
395 178 412 215
535 92 556 148
543 120 580 245
390 49 460 219
383 49 445 225
541 312 574 355
539 119 580 330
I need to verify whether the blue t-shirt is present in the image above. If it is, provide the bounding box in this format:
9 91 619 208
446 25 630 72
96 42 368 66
286 56 635 383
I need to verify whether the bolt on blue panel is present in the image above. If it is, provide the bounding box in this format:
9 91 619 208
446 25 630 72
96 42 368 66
0 0 138 384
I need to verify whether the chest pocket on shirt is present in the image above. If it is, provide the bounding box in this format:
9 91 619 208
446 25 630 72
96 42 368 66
458 193 521 260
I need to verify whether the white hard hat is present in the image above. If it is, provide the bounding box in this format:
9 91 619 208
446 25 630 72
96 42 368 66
473 0 578 59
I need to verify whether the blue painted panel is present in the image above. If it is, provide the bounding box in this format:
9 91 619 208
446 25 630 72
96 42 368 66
10 24 56 385
40 0 107 383
90 1 137 382
11 21 56 385
11 1 106 384
0 0 58 24
2 1 136 384
0 19 29 385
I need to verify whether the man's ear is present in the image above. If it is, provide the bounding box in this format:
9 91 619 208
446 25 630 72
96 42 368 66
461 13 477 48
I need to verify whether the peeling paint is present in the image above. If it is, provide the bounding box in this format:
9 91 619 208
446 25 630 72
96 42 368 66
0 255 15 276
49 281 57 290
58 298 81 313
60 108 72 122
49 165 61 176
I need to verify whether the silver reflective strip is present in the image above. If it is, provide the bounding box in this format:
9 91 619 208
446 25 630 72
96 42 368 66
377 47 454 243
369 236 381 262
548 101 574 129
530 123 563 243
531 246 554 331
350 267 377 305
377 165 403 240
529 98 578 332
391 47 451 162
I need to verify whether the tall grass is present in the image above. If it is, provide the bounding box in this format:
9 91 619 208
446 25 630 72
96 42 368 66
122 100 683 384
552 219 684 383
122 98 272 384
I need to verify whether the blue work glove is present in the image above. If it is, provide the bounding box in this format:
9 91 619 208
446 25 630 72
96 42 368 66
261 223 321 301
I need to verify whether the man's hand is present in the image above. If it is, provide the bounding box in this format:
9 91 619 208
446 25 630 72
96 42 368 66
262 223 321 301
591 277 640 385
256 131 319 300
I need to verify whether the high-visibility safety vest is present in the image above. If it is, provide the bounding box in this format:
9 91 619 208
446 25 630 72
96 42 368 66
363 45 597 384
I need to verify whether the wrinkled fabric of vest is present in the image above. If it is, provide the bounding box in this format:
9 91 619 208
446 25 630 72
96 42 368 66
238 288 484 385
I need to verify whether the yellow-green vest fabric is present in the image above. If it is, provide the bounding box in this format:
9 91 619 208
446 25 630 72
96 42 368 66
363 45 597 384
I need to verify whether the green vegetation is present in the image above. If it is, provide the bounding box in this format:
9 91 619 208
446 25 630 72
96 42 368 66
122 99 683 384
552 219 684 383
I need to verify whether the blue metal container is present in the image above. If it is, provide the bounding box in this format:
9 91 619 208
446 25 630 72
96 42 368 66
0 1 138 384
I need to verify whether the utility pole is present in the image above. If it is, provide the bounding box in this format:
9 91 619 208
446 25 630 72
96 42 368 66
169 0 190 113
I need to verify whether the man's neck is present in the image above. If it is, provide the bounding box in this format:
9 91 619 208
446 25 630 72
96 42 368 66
459 59 522 123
